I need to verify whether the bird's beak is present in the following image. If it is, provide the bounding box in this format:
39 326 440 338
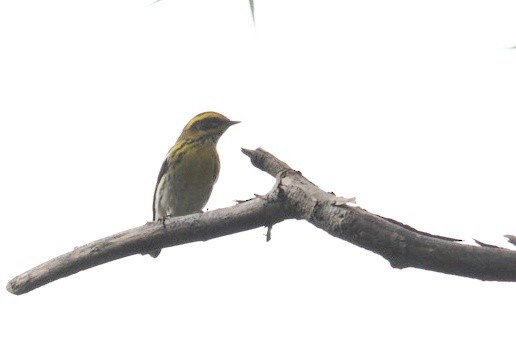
227 120 241 126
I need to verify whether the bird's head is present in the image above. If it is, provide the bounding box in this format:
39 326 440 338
180 111 240 143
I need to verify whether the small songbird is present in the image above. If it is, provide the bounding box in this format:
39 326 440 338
148 111 240 258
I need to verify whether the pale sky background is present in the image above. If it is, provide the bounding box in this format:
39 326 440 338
2 0 516 343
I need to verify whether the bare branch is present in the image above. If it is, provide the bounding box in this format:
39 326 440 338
244 148 516 282
473 239 504 249
506 235 516 246
7 194 290 295
7 147 516 295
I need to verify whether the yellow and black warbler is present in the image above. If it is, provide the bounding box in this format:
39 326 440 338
148 111 239 258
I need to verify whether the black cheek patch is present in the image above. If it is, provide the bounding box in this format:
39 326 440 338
194 117 224 131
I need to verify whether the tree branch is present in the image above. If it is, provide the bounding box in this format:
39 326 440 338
242 149 516 282
7 148 516 295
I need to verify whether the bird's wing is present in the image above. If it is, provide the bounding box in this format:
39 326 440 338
152 157 169 221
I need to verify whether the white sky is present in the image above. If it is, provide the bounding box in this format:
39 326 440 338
2 0 516 342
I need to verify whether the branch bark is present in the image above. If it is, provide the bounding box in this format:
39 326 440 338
7 148 516 295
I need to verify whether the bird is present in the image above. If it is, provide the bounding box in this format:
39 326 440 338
148 111 240 258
